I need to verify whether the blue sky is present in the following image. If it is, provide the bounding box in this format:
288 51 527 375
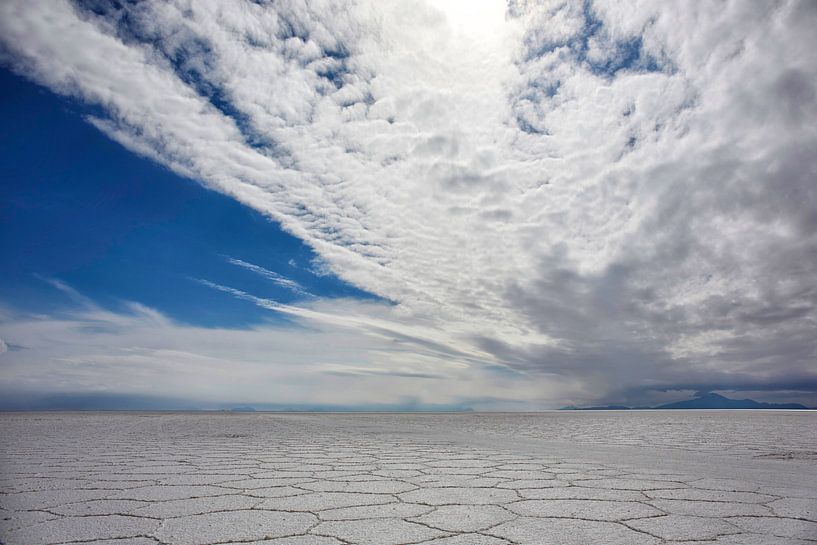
1 68 372 328
1 0 816 409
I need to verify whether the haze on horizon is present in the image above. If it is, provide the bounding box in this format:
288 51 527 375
0 0 816 410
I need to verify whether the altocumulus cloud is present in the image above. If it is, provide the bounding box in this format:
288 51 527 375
0 0 816 407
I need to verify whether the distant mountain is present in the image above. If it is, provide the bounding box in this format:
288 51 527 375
561 392 811 411
655 392 810 410
560 405 631 411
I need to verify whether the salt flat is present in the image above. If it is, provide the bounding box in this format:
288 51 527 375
1 412 815 545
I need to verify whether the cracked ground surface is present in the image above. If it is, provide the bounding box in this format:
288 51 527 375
1 412 815 545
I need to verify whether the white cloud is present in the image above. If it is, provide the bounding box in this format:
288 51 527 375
224 256 311 296
0 298 552 409
1 0 816 405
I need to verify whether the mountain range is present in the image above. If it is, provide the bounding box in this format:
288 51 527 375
561 392 812 410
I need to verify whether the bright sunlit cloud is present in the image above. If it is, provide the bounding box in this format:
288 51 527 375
429 0 509 38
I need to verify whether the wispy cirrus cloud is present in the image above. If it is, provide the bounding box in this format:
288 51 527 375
0 288 542 409
1 0 816 406
224 256 312 296
193 277 500 367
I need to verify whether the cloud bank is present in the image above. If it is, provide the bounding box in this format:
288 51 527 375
1 0 816 407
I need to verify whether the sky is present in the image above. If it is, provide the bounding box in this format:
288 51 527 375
0 0 815 410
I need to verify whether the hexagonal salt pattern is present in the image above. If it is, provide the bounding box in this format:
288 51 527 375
1 412 815 545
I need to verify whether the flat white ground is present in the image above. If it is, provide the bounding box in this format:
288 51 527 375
1 411 815 545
